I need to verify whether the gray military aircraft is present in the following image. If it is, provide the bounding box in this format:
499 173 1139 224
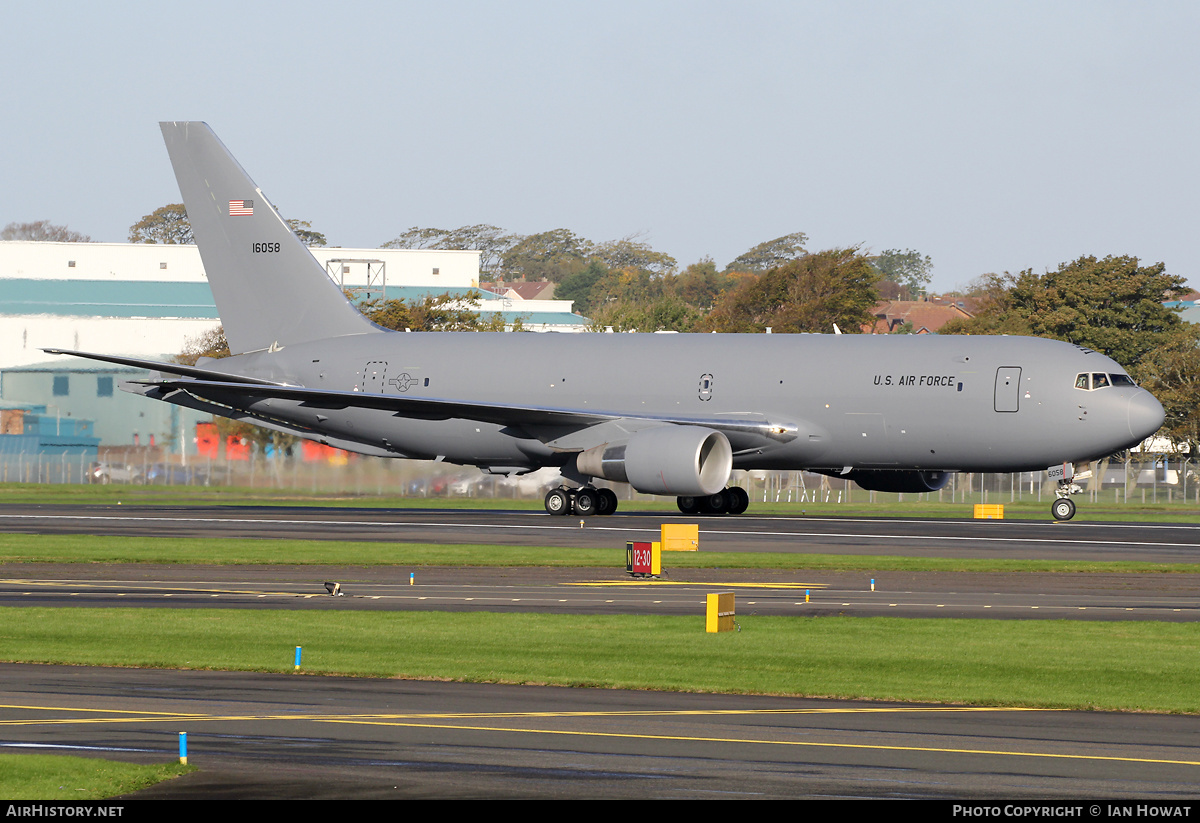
47 122 1165 521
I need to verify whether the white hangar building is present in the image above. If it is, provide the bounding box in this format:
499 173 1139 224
0 241 585 453
0 241 585 370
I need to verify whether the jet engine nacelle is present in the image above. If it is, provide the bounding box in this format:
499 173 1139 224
845 469 952 494
575 426 733 496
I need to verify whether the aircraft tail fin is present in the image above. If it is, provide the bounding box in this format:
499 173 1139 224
159 121 379 355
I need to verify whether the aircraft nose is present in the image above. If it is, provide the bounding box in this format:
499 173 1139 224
1127 391 1165 440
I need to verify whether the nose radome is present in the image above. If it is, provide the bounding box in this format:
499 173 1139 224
1128 391 1165 440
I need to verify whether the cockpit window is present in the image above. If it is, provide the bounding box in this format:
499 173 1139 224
1075 372 1137 390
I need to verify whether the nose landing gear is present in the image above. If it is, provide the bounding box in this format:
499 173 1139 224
1049 463 1083 521
1051 495 1076 521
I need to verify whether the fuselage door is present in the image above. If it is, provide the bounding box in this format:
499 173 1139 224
994 366 1021 413
359 361 388 393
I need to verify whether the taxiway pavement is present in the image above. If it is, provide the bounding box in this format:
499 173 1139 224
3 663 1199 800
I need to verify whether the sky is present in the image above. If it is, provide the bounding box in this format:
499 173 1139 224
2 1 1197 293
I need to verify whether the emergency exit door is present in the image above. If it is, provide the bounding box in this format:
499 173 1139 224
994 366 1021 412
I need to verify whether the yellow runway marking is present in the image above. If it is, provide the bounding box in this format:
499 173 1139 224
0 703 1033 720
0 580 317 598
4 703 1198 767
0 703 209 720
569 581 829 589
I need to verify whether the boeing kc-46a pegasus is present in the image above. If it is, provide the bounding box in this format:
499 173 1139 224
48 123 1165 521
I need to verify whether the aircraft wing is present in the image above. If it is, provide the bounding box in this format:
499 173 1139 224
47 348 800 452
130 376 800 451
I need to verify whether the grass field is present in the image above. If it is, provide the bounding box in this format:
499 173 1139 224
2 532 1199 573
0 754 193 800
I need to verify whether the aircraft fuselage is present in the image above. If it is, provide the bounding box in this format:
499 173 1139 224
199 330 1159 475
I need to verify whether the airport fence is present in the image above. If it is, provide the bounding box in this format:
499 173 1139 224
0 450 1195 507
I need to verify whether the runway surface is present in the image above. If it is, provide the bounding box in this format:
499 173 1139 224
3 503 1200 562
2 503 1199 798
4 663 1200 800
4 563 1200 621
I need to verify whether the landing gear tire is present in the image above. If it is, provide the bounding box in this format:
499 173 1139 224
545 488 571 516
574 488 599 517
1051 497 1076 521
596 488 618 515
703 490 729 515
679 488 749 515
727 486 750 515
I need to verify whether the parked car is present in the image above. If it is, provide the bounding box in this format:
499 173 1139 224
87 462 145 485
448 475 482 496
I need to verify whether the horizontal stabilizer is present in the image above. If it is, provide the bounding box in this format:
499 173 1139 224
42 348 284 385
129 382 413 459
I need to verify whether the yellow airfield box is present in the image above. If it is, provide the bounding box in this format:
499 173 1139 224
662 523 699 551
706 592 736 633
973 504 1004 519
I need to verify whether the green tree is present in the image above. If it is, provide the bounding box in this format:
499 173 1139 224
132 206 327 247
554 260 609 315
357 291 522 332
591 234 677 275
558 236 685 314
586 293 702 332
382 224 518 280
501 229 595 282
1 220 91 242
174 326 230 365
939 273 1035 336
939 255 1187 373
286 219 327 247
381 226 451 249
701 248 879 333
1132 324 1200 454
725 232 809 273
870 249 933 295
674 258 733 309
129 204 193 244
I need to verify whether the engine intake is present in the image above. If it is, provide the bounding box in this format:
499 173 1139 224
575 426 733 496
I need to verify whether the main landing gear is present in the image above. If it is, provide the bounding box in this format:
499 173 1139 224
544 486 618 516
676 487 750 516
544 486 751 517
